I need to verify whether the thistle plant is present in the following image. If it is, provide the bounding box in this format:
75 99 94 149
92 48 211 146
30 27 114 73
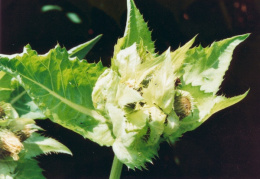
0 0 249 178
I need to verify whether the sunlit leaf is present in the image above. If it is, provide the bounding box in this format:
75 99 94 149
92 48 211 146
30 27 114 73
0 45 114 146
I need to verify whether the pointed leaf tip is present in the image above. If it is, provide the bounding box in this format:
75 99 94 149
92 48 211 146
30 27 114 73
182 33 249 94
200 89 250 123
68 34 103 59
114 0 154 58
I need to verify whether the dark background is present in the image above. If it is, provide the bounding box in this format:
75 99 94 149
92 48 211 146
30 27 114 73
1 0 259 178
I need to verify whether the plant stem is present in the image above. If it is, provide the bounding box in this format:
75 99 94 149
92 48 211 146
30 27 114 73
109 155 123 179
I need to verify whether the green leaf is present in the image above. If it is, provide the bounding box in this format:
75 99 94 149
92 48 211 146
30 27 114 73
0 34 104 119
0 158 44 179
0 72 45 119
181 84 215 122
10 85 45 120
0 71 13 101
14 159 45 179
0 159 17 178
109 105 161 169
113 138 159 170
23 133 72 159
180 84 249 129
125 0 154 51
0 45 114 146
0 102 71 179
171 35 196 74
112 0 155 65
68 35 102 60
182 34 249 94
201 90 249 123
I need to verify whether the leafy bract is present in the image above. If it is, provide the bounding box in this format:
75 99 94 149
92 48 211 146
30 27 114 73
0 45 114 146
0 102 72 179
92 0 249 169
93 33 249 169
142 49 176 114
112 0 155 69
171 36 197 73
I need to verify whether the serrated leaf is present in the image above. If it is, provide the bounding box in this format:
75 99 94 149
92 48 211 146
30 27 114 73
201 90 249 123
23 133 72 159
14 159 45 179
124 0 154 51
171 35 196 74
68 35 102 59
113 138 159 170
182 34 249 94
0 158 45 179
112 0 155 66
180 83 249 127
0 45 114 146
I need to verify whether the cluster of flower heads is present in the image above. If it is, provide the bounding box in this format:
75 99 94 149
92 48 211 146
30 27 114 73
0 103 37 160
92 43 187 168
92 30 248 169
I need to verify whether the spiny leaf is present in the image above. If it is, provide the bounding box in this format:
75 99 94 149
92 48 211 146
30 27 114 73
0 34 104 119
112 0 155 67
124 0 154 52
68 35 102 59
23 133 72 159
14 159 45 179
171 35 197 74
201 90 249 123
182 34 249 94
180 83 249 126
113 136 159 170
0 45 114 146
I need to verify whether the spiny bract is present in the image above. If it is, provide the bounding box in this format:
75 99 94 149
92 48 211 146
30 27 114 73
92 0 249 169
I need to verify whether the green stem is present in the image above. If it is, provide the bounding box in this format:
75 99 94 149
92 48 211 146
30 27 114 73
109 155 123 179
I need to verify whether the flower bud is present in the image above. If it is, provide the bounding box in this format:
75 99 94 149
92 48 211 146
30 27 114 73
174 91 193 119
0 129 23 160
0 107 5 119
